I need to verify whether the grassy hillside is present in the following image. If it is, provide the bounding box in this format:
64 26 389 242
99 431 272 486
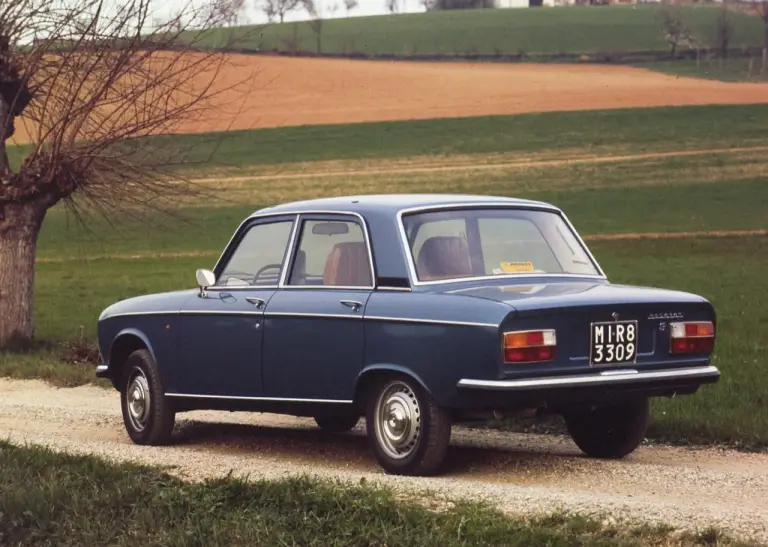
201 5 764 58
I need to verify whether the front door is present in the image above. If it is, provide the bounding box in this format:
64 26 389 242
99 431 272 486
175 215 297 397
262 214 375 401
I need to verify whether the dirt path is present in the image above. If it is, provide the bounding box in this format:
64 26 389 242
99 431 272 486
1 378 767 543
190 145 768 185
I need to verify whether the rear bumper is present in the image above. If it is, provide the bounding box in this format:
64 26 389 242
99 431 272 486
457 365 720 391
95 364 110 378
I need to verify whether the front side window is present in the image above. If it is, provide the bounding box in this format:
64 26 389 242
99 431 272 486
288 218 372 287
217 220 294 287
402 208 601 282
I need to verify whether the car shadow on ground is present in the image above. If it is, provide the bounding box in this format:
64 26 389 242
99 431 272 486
169 418 591 480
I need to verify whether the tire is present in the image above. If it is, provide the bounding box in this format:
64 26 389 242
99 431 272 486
120 349 175 446
314 412 360 432
564 398 650 459
365 376 452 476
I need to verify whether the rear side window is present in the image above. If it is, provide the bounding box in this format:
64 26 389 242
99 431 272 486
218 220 294 287
288 218 372 287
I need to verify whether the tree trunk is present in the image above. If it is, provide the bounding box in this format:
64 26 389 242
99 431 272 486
0 203 46 348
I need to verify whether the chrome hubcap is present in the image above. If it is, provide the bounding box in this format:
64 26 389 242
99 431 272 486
375 381 420 459
126 368 151 431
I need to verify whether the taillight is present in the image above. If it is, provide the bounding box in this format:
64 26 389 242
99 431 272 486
670 321 715 355
503 329 556 363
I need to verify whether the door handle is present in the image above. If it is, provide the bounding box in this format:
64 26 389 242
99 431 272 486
246 297 266 309
340 300 362 312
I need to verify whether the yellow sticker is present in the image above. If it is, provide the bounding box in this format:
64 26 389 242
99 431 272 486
500 261 535 273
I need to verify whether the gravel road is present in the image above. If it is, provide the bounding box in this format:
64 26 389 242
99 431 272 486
2 378 767 543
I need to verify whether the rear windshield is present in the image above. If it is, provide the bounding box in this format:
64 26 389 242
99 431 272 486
401 207 601 282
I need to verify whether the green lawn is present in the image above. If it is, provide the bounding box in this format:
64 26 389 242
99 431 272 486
0 441 749 547
198 4 763 58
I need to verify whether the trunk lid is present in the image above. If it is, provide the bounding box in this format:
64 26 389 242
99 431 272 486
447 281 715 367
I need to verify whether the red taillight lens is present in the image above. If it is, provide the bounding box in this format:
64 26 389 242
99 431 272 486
503 330 556 363
670 321 715 355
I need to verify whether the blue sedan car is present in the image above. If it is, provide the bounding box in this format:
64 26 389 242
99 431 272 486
96 194 720 476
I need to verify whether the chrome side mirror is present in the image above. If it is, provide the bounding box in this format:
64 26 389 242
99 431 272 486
196 269 216 297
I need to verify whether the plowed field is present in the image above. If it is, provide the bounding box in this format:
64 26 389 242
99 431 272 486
11 54 768 144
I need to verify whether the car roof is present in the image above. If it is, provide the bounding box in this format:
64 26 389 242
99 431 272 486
249 194 559 218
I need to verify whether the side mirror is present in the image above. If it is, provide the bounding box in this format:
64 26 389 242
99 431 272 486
196 269 216 296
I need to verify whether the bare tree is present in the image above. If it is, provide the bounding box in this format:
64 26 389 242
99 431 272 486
344 0 359 15
716 4 733 59
655 4 695 58
260 0 302 23
304 0 324 52
210 0 248 26
0 0 254 348
386 0 399 13
747 0 768 73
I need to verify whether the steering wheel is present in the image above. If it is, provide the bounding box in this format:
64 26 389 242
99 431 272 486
253 263 282 284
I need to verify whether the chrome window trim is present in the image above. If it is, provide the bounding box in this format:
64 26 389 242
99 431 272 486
165 393 353 404
275 210 377 291
364 315 498 328
456 365 720 391
204 285 279 291
395 202 608 287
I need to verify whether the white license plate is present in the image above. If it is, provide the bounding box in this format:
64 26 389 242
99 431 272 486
590 321 638 365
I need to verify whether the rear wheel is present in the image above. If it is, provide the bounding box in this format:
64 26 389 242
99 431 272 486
564 398 650 459
365 376 452 476
120 349 175 445
314 412 360 432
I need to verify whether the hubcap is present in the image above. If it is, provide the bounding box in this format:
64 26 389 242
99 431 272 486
375 381 421 459
126 368 151 431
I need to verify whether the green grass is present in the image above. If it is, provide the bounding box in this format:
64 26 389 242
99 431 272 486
0 440 751 547
198 5 763 58
20 104 762 173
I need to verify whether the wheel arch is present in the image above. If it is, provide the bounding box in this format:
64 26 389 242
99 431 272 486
353 364 432 409
106 329 157 389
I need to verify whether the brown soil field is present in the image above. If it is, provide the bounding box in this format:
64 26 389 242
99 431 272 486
11 54 768 144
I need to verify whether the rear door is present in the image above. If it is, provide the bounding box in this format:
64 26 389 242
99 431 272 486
262 214 374 401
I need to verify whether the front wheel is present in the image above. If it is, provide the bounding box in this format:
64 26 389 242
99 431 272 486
120 349 176 445
563 398 650 459
365 376 452 476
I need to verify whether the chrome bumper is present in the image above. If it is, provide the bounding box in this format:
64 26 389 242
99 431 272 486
457 365 720 391
95 364 110 377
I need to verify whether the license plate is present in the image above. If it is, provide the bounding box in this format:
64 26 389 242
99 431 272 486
590 320 638 366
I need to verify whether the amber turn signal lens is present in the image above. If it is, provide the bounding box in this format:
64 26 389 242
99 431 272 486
669 321 715 355
503 330 556 363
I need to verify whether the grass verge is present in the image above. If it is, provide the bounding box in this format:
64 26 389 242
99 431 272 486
0 440 752 547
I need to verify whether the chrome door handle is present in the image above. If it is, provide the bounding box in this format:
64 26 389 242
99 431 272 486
246 297 266 309
340 300 362 312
